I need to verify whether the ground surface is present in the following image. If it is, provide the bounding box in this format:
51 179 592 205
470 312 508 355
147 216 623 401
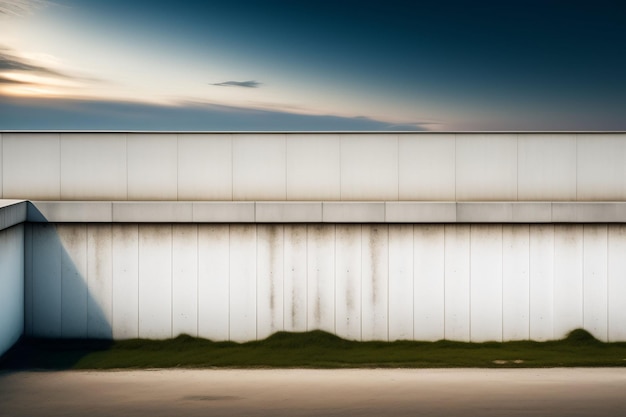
1 368 626 417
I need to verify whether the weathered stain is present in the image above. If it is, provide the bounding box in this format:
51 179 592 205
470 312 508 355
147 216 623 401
369 226 380 306
267 225 279 314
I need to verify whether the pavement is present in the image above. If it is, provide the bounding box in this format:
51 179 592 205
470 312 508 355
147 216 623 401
1 368 626 417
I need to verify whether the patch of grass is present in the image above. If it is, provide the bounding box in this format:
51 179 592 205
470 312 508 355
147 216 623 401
3 329 626 370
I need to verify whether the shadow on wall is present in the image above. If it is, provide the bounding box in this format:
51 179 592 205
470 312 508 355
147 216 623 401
14 220 114 368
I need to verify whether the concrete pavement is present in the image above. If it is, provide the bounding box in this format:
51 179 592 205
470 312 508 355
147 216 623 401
1 368 626 417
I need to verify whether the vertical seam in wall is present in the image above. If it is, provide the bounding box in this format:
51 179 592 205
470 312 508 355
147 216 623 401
501 225 504 342
86 225 90 337
454 134 457 201
176 134 180 201
443 225 446 340
550 225 556 339
228 225 231 341
387 225 391 341
170 224 173 338
580 224 589 331
137 225 140 337
333 224 336 335
360 224 363 341
196 225 199 338
58 134 61 199
397 134 400 201
606 225 610 341
125 134 129 201
109 224 113 339
284 134 287 200
516 134 519 201
575 134 579 201
412 224 415 341
468 225 472 342
230 134 234 201
58 225 63 336
339 136 342 200
282 226 285 332
255 225 259 340
305 225 309 331
527 224 532 339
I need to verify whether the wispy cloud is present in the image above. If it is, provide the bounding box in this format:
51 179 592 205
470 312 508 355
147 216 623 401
211 80 262 88
0 0 48 16
0 49 67 77
0 75 27 84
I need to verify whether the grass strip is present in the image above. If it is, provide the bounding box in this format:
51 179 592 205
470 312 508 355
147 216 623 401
3 329 626 370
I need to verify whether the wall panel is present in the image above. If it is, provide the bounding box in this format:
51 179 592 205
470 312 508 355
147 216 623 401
529 225 554 341
502 225 530 340
283 225 307 332
60 134 127 200
398 134 455 200
256 225 284 339
306 225 335 333
470 225 503 342
60 225 88 338
198 225 230 340
172 225 198 337
23 223 33 336
286 134 341 200
583 225 608 341
456 134 517 201
577 134 626 200
138 225 172 338
87 224 113 339
2 133 60 200
335 225 362 340
229 225 257 341
178 134 232 200
362 225 388 341
233 134 286 200
32 224 62 337
340 134 399 200
127 134 178 200
388 225 412 341
517 134 577 201
112 224 139 339
608 225 626 341
553 225 583 339
414 225 445 341
0 225 24 356
444 225 470 341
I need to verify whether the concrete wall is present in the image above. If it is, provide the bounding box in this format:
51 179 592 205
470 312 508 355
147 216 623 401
2 132 626 202
0 200 26 357
24 223 626 342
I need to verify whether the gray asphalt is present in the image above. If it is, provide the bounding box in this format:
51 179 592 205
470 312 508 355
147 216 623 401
1 368 626 417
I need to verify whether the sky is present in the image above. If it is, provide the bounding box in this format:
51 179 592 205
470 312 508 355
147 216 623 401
0 0 625 131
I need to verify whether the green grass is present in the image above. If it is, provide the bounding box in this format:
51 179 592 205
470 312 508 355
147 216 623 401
3 329 626 370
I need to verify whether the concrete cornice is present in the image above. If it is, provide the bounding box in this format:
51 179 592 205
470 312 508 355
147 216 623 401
25 201 626 224
0 200 28 231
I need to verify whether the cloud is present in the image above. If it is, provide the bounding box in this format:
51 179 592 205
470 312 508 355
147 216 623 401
0 48 67 77
211 80 262 88
0 0 48 16
0 96 429 131
0 75 27 84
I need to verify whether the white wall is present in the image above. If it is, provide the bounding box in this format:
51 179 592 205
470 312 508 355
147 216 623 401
3 132 626 202
24 223 626 342
0 224 24 357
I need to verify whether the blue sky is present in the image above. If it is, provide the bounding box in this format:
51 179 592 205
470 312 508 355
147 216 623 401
1 0 625 131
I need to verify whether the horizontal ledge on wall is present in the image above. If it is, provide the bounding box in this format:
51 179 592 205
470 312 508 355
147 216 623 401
24 201 626 224
0 200 28 231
